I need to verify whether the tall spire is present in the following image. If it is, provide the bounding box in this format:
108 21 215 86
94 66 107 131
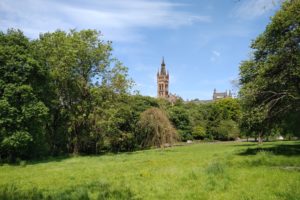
157 57 169 98
160 56 166 75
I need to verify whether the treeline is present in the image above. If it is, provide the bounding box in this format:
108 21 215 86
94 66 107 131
166 98 241 141
1 1 300 162
0 29 151 162
0 28 243 162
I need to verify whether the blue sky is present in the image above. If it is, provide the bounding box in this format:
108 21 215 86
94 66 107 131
0 0 282 100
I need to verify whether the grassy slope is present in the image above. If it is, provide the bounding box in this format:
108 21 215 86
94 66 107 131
0 141 300 200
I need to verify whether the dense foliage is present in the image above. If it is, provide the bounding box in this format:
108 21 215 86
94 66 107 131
165 98 241 141
0 29 245 162
3 0 299 162
239 0 300 141
137 107 177 148
0 29 137 161
0 30 49 161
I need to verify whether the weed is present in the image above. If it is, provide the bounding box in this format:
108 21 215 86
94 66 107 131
205 161 225 175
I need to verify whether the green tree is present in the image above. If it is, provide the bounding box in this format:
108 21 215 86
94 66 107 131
167 105 192 141
0 29 49 161
201 99 241 140
192 125 206 140
214 120 240 140
239 1 300 141
212 98 241 122
137 108 177 148
240 106 269 142
35 29 132 154
280 112 300 139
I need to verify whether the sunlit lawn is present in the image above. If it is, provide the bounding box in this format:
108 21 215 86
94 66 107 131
1 141 300 200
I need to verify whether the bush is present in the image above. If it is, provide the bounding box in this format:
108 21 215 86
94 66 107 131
192 125 206 140
215 120 240 140
110 131 136 152
178 130 193 142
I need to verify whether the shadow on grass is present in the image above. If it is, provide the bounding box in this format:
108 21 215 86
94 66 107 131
238 141 300 156
1 147 151 166
0 155 70 167
27 155 70 165
233 143 257 147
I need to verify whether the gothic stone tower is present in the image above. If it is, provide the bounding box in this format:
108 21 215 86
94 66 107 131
157 57 169 98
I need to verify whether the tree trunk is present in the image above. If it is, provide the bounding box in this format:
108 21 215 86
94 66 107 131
258 132 263 145
73 137 79 155
73 127 79 155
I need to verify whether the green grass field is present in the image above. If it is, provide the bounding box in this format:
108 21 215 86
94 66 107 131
0 141 300 200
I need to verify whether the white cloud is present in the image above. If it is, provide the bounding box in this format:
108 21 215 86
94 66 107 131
210 50 221 62
0 0 211 42
233 0 280 20
212 50 220 57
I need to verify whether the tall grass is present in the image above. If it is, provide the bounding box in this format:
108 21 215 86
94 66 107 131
0 141 299 200
0 181 137 200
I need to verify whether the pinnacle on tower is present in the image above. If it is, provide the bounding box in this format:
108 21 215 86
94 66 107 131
162 56 165 66
157 57 169 98
160 56 166 75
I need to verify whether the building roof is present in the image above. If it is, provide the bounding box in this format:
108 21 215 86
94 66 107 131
213 89 232 100
215 92 227 97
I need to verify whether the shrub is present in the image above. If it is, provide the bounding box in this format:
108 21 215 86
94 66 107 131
215 120 240 140
192 125 206 140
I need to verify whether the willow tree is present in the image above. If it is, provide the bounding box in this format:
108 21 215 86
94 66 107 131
137 107 177 148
